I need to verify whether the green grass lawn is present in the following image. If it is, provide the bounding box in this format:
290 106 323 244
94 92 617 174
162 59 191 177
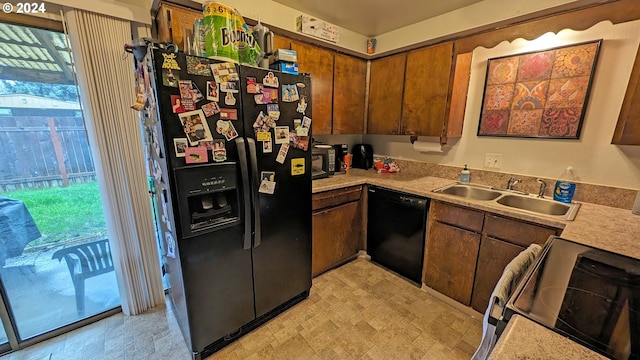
1 181 106 247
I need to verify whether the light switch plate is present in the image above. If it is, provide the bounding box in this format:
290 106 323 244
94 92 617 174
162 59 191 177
484 153 503 169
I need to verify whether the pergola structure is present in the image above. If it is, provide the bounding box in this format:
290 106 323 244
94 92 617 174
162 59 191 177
0 19 74 85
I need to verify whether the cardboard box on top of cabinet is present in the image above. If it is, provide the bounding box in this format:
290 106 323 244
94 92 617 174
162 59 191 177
270 61 299 75
273 49 297 63
297 15 339 43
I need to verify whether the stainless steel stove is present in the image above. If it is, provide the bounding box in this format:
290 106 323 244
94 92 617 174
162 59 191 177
503 237 640 360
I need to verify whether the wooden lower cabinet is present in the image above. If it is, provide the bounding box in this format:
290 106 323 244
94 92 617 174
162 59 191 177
470 215 558 312
471 236 524 313
424 221 480 305
312 187 363 276
424 200 560 311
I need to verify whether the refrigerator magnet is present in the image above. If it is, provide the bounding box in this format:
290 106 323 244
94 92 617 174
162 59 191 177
291 158 305 176
173 138 188 158
171 95 185 113
254 93 267 104
267 104 280 120
289 134 309 151
221 120 239 141
201 102 220 117
185 146 208 164
263 139 273 153
186 56 212 76
219 108 238 120
256 131 271 141
206 81 219 101
260 171 275 182
296 95 308 114
211 62 239 83
263 72 279 88
225 91 236 106
220 82 238 93
179 110 213 146
161 53 181 70
258 179 276 194
274 126 289 144
162 69 180 87
262 88 278 103
213 149 227 162
276 143 290 164
246 77 264 94
282 84 299 102
165 232 176 258
190 82 205 103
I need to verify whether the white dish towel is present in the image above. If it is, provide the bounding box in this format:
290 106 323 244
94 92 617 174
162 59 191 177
471 243 542 360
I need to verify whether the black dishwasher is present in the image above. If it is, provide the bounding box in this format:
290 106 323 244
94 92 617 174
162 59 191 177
367 186 429 285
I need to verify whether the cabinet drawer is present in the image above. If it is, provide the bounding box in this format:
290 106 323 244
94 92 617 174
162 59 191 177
431 201 484 232
483 214 558 247
312 186 362 211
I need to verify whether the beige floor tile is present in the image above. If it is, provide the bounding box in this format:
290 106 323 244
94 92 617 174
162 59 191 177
1 259 483 360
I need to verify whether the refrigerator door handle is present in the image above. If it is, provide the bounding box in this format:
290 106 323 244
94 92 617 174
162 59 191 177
247 138 262 248
235 138 252 250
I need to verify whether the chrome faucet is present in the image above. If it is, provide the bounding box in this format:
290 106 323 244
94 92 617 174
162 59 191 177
537 178 547 198
506 177 521 190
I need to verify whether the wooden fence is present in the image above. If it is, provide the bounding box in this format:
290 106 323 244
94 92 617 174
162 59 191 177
0 115 96 192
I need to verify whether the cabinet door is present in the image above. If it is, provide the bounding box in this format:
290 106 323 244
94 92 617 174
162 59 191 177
401 42 454 136
424 221 480 305
613 39 640 145
290 40 334 135
333 53 367 134
368 53 406 134
471 236 525 313
156 3 202 52
312 201 362 276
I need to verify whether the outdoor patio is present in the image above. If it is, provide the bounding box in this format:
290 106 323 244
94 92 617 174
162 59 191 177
0 243 120 340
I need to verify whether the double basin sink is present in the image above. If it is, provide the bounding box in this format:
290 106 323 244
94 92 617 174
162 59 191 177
433 183 581 221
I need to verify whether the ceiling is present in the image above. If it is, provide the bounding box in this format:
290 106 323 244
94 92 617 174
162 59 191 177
272 0 485 36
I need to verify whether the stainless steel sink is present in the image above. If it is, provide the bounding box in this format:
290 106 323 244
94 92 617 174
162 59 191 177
435 184 502 201
497 195 580 220
433 183 581 220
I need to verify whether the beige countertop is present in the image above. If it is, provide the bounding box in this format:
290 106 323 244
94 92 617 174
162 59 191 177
313 170 640 360
313 170 640 260
488 315 607 360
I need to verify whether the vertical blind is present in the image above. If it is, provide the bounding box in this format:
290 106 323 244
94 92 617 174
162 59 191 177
64 9 164 315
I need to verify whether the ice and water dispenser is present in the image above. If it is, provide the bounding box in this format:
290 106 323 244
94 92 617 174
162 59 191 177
174 163 240 238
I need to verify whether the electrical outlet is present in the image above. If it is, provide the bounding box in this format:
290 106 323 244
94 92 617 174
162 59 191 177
484 153 503 169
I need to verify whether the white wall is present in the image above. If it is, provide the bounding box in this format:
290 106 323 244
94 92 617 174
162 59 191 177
364 20 640 189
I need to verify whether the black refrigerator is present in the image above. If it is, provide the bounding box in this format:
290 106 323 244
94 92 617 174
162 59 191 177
138 48 312 359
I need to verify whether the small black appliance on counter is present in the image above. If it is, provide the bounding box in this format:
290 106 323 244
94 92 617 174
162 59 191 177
351 144 373 169
332 144 349 173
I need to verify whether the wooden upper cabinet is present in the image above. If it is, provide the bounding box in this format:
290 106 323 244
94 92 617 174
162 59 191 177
286 38 335 135
156 2 202 52
368 53 406 135
401 42 454 136
613 41 640 145
333 53 367 134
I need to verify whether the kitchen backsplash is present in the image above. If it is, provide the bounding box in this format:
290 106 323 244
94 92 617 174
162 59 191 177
395 159 637 210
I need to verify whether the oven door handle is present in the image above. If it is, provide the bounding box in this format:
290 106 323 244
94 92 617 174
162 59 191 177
235 138 252 250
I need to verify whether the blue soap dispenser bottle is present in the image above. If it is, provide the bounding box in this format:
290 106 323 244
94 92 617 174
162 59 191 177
460 165 470 184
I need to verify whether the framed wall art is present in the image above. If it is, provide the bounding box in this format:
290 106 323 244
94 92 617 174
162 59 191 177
477 40 602 139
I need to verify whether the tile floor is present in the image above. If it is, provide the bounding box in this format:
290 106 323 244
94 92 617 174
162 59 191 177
0 258 482 360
